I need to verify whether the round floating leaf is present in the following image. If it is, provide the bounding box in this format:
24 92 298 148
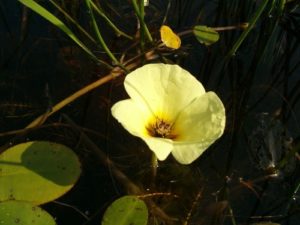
102 195 148 225
0 201 56 225
193 25 219 46
0 141 81 205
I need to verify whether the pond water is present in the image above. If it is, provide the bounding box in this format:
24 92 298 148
1 0 300 225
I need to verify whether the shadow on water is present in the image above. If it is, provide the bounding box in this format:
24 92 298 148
1 0 300 224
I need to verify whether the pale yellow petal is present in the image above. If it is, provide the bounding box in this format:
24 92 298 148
124 64 205 121
111 99 151 137
112 99 174 161
142 137 173 160
171 91 225 164
171 143 211 164
176 91 225 141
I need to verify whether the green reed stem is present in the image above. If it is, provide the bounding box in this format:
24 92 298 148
49 0 97 44
132 0 153 43
227 0 270 57
90 1 133 40
85 0 120 66
138 0 145 50
19 0 112 69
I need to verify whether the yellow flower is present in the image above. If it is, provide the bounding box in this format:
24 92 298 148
160 25 181 49
111 64 225 164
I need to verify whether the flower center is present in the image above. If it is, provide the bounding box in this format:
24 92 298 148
146 118 177 139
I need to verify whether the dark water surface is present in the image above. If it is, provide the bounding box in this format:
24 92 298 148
1 0 300 225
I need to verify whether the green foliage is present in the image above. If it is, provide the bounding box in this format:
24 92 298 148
227 0 269 57
18 0 108 66
84 0 120 66
0 201 56 225
89 1 133 40
193 25 220 46
102 195 148 225
0 141 81 205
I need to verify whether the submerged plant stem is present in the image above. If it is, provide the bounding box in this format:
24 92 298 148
183 189 203 225
25 56 141 129
151 153 158 180
285 180 300 215
63 114 177 223
62 114 141 194
228 203 237 225
25 68 123 129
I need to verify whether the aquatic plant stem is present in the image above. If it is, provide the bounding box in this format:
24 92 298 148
19 0 112 69
227 0 269 57
25 68 124 129
138 0 146 50
48 0 97 44
63 114 141 194
24 46 158 129
285 181 300 215
151 153 158 180
85 0 121 67
177 23 249 37
62 114 177 223
228 203 237 225
278 141 300 169
90 1 133 40
183 189 203 225
132 0 153 43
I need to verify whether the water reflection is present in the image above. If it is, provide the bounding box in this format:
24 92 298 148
248 112 296 178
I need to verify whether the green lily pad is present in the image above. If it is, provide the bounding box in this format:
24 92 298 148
102 195 148 225
0 201 56 225
193 25 220 46
0 141 81 205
